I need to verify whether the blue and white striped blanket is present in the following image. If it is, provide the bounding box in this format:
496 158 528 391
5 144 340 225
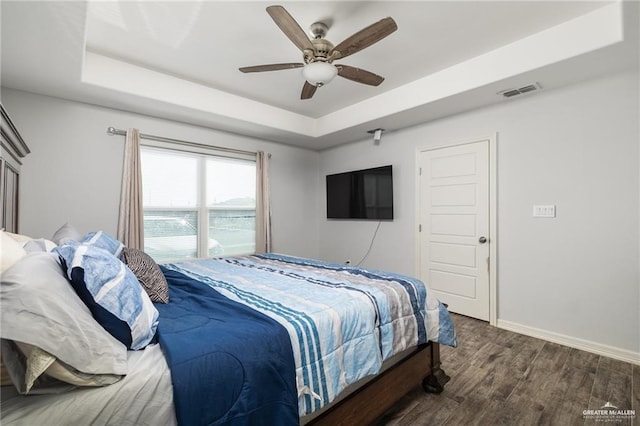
163 253 456 416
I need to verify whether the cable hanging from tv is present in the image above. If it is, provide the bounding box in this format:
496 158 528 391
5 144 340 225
355 221 382 267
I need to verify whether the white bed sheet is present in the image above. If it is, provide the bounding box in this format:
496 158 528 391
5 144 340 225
0 343 176 426
1 335 423 425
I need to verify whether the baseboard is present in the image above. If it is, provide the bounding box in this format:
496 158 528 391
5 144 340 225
496 319 640 366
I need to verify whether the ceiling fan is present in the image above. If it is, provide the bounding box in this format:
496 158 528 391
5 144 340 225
239 5 398 100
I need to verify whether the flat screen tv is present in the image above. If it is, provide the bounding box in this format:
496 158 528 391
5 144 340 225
326 165 394 220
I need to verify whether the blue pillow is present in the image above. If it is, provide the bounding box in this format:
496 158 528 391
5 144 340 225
81 231 124 257
55 241 159 350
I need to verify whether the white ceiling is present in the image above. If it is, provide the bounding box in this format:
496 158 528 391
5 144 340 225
1 1 638 150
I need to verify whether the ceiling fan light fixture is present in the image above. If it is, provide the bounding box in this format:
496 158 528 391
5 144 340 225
241 6 397 99
302 62 337 87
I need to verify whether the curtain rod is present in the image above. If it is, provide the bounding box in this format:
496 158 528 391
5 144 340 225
106 127 257 157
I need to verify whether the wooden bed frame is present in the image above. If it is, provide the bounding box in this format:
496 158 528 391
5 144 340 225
309 342 449 425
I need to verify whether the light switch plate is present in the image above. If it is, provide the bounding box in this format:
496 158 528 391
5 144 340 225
533 204 556 218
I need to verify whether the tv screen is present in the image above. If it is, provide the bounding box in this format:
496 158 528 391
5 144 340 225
326 165 394 220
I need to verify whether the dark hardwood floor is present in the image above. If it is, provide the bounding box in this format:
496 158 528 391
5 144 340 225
378 313 638 425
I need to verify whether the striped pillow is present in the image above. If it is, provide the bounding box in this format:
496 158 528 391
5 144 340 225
81 231 124 257
121 247 169 303
55 241 158 350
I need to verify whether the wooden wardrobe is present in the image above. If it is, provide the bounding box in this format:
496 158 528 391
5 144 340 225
0 104 29 233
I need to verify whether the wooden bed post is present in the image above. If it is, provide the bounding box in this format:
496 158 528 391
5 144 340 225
421 342 450 394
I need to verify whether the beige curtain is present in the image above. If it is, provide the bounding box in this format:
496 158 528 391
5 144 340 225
117 128 144 249
255 151 272 253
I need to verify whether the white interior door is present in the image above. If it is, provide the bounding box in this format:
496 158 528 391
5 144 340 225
419 140 490 321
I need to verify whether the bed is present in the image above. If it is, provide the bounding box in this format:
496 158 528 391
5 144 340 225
0 229 456 425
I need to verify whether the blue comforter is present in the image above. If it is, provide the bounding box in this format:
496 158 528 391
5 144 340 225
163 254 457 416
155 268 298 426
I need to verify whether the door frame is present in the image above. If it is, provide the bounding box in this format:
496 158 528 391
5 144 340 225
414 134 498 325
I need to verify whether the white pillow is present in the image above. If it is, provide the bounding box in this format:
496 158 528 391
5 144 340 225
0 340 123 394
4 231 33 244
0 252 128 375
1 230 27 273
51 222 82 245
23 238 57 253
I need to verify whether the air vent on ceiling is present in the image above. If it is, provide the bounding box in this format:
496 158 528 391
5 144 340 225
498 82 542 98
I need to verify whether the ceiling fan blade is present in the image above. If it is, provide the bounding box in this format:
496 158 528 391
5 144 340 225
336 65 384 86
301 81 317 99
266 5 314 52
331 17 397 60
239 63 304 73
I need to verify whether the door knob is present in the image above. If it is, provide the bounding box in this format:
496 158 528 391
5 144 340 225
479 236 487 244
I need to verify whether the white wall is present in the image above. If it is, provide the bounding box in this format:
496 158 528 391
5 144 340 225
319 70 640 359
4 70 638 361
1 88 320 259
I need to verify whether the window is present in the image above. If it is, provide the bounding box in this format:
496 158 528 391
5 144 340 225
141 147 256 262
